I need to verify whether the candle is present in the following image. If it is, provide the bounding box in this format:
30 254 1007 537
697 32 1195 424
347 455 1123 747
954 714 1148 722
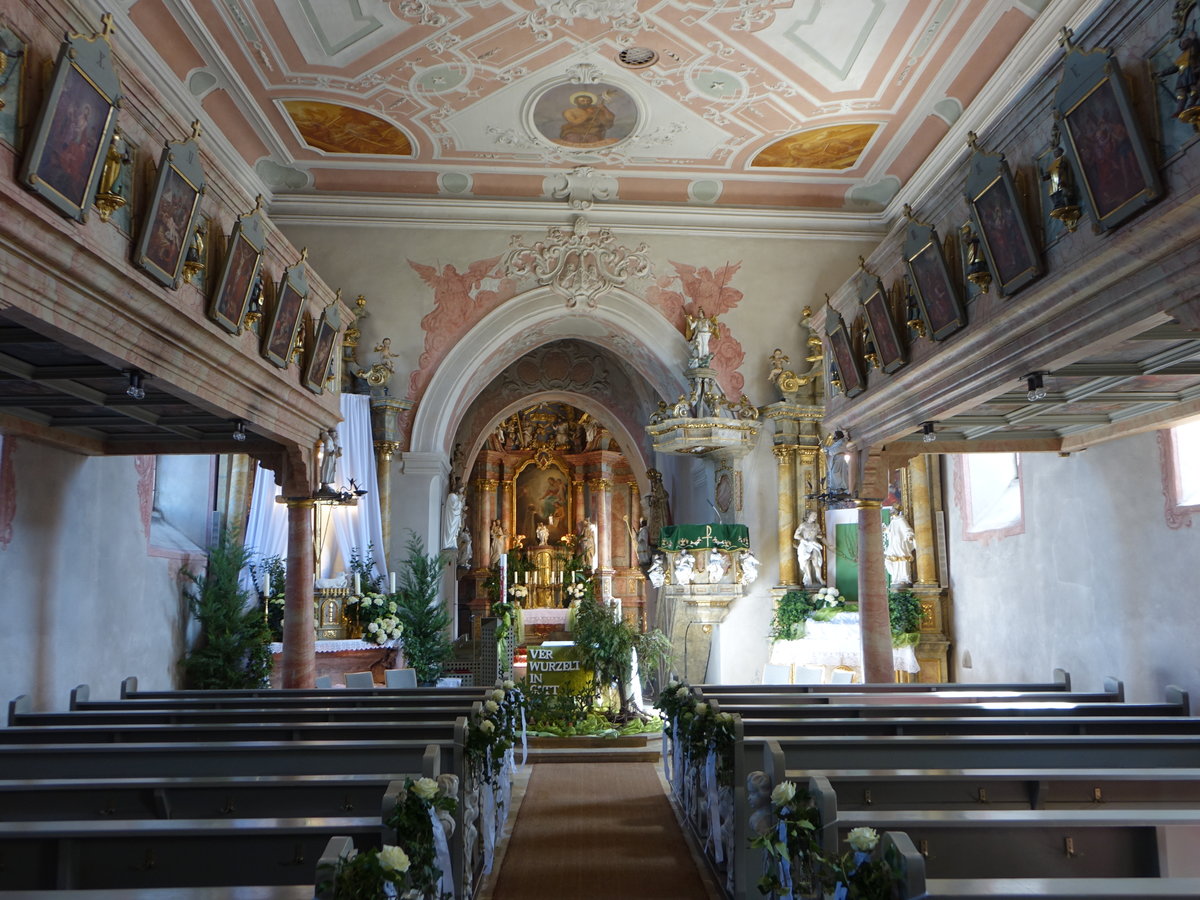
353 572 361 595
389 571 397 594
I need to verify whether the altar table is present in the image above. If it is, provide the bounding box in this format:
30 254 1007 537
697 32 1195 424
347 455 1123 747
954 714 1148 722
768 611 920 678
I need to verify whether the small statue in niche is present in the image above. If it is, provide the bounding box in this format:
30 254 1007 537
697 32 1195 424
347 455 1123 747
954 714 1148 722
1158 26 1200 125
684 307 719 367
706 549 727 583
673 549 696 585
1040 123 1082 232
536 521 550 546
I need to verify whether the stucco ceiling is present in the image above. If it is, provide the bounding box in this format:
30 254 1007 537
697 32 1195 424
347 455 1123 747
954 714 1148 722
125 0 1052 213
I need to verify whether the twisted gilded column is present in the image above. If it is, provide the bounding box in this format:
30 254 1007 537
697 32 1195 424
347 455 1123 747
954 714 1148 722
774 446 798 585
281 498 316 689
856 499 893 683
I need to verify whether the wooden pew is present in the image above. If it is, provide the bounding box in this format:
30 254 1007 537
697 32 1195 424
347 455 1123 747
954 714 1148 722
0 718 470 746
880 831 1200 899
118 676 485 702
11 695 476 727
66 681 485 712
0 815 386 891
697 668 1073 695
730 714 1200 739
697 677 1122 707
0 772 426 821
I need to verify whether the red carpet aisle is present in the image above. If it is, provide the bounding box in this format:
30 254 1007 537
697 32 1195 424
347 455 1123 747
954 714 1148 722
485 761 720 899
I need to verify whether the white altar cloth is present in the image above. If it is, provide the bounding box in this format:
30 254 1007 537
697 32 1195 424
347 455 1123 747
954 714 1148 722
519 608 569 627
769 612 920 675
269 639 398 654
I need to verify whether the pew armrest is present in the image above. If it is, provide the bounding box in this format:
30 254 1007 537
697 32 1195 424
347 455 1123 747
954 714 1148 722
1103 677 1125 701
881 830 926 900
7 694 30 726
315 835 356 900
69 684 90 709
1166 685 1191 715
1053 668 1072 690
120 676 138 698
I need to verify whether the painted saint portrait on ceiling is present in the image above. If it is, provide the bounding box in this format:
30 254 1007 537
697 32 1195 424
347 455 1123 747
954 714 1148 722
531 81 637 150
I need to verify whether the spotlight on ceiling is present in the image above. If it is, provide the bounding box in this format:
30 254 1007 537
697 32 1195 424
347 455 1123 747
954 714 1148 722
124 369 146 400
1025 372 1047 402
232 420 247 442
921 421 937 443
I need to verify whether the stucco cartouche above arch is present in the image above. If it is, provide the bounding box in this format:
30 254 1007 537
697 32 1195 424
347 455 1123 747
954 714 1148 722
409 284 692 461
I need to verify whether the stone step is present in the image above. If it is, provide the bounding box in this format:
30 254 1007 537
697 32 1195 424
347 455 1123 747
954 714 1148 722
525 733 662 763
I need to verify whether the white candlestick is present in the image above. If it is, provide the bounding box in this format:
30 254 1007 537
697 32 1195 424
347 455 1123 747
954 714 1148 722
389 571 396 594
353 573 361 595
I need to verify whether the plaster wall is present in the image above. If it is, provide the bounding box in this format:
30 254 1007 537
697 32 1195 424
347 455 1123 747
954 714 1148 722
0 439 198 710
946 431 1200 703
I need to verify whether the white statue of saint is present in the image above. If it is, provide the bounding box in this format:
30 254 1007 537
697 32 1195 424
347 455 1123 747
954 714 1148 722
647 552 667 588
738 550 760 586
536 522 550 546
706 549 727 583
441 480 465 551
318 428 340 488
685 307 719 366
884 511 917 585
674 549 696 585
489 519 508 562
457 525 472 569
577 517 598 571
826 429 851 495
793 509 825 588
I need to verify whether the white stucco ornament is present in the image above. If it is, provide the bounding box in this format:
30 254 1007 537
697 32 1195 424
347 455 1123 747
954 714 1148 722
545 166 618 210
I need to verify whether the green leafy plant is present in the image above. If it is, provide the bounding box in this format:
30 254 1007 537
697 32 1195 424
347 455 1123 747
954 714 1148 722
348 543 385 594
888 589 923 646
181 527 272 689
770 590 820 642
394 532 452 685
572 596 671 719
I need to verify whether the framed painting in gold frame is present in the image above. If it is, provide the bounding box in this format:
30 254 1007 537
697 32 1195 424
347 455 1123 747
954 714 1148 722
859 274 906 374
826 311 865 398
1055 42 1161 232
134 134 205 288
965 144 1042 297
208 203 266 335
19 26 121 222
262 258 308 369
302 303 341 394
903 215 965 342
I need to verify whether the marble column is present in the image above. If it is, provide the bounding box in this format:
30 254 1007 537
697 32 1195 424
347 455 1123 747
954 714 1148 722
590 476 614 601
374 441 398 554
571 478 586 529
856 500 893 683
476 478 498 569
281 498 316 689
499 478 513 542
774 446 798 585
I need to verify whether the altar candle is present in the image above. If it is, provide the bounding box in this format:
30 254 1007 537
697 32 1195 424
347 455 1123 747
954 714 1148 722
389 571 396 594
353 572 361 595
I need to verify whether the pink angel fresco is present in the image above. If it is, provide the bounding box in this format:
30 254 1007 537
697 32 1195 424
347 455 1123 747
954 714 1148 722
647 260 747 397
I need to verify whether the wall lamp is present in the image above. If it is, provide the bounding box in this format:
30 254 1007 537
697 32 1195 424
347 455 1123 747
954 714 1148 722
921 421 937 443
232 420 247 442
123 369 146 400
1025 372 1047 402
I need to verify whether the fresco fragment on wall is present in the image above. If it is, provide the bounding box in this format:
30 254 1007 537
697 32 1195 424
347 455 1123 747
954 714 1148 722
752 123 878 169
282 100 413 155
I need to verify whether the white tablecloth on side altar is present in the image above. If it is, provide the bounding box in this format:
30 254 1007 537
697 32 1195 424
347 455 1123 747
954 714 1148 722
269 639 398 654
519 609 569 627
768 612 920 674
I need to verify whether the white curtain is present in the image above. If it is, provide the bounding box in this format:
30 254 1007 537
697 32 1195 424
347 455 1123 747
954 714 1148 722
241 464 288 594
328 393 387 582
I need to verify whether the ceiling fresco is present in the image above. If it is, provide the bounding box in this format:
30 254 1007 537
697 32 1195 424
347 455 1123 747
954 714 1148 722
125 0 1047 210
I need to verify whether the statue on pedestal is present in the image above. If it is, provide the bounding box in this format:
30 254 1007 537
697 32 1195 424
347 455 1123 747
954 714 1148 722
737 549 760 586
489 519 508 561
577 517 598 571
647 551 667 588
706 549 727 583
884 511 917 586
441 479 466 551
793 509 826 588
319 428 341 490
536 521 550 546
673 549 696 585
684 308 719 368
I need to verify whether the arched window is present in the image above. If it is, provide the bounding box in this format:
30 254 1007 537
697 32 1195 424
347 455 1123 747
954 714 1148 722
960 452 1023 538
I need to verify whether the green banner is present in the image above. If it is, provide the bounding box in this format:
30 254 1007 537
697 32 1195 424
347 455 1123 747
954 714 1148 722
658 523 750 551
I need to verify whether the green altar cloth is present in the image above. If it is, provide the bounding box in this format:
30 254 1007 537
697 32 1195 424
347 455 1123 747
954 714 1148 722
659 523 750 551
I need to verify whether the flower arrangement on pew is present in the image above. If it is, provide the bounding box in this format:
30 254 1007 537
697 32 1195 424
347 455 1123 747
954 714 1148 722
749 779 899 900
319 775 459 900
466 681 527 787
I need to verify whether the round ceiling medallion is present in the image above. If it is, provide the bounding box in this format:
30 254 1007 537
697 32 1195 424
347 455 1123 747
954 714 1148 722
617 47 658 68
